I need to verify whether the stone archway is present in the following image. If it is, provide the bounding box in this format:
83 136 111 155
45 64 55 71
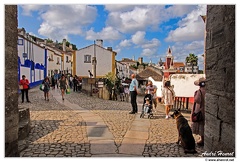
5 5 19 157
205 5 235 154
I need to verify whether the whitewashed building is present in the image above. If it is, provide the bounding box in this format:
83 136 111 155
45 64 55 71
116 61 130 79
18 29 46 87
73 40 117 78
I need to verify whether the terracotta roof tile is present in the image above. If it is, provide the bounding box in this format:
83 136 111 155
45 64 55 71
136 67 163 81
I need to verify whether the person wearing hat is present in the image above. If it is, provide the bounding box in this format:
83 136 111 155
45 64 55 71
190 77 206 146
19 75 31 103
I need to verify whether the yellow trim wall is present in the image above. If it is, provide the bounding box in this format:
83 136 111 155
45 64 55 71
112 52 116 75
72 51 76 76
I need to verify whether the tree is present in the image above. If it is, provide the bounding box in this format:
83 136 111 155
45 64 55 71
185 53 198 74
104 72 117 100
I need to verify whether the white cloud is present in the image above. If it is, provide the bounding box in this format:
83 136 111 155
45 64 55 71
170 41 204 69
117 31 161 57
106 5 198 34
104 5 136 12
141 48 157 57
119 39 132 47
36 5 97 41
165 5 207 42
142 38 160 49
85 26 122 41
20 5 47 16
131 31 145 45
106 5 164 33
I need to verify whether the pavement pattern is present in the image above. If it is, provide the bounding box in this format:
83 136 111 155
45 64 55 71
19 87 205 157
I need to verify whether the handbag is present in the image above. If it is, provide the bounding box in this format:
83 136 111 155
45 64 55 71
40 84 44 91
19 85 23 90
66 88 70 94
191 90 204 122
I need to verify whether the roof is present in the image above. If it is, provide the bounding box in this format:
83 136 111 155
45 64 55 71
136 67 163 81
173 62 185 67
77 44 117 55
163 62 185 67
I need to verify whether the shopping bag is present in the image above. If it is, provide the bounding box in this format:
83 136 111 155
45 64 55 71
19 85 23 90
66 88 70 94
39 84 44 91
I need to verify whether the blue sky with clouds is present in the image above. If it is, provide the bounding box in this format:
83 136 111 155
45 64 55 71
17 4 207 70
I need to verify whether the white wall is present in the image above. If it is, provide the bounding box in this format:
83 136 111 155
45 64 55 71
64 54 72 74
20 67 30 81
47 50 61 76
170 74 205 97
76 45 113 77
18 37 45 65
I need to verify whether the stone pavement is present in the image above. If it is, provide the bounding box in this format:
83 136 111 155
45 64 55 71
19 87 204 157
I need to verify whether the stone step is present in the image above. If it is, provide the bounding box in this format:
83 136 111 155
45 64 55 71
18 139 29 153
18 119 31 140
18 106 30 121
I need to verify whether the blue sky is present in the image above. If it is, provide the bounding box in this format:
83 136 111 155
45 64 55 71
17 4 207 69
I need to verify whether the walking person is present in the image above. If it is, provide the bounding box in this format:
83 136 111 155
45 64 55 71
119 84 125 101
54 72 59 89
72 76 78 92
42 77 51 101
124 85 130 102
145 80 158 112
69 74 73 89
190 77 206 146
59 74 68 100
129 74 138 114
51 75 55 90
19 75 31 103
162 80 175 119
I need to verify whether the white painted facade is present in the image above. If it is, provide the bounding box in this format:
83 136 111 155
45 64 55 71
18 36 45 65
46 49 62 76
75 44 114 77
116 61 130 79
149 74 205 98
18 35 46 85
170 74 205 97
63 53 72 74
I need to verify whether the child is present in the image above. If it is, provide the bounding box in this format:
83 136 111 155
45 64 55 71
143 98 151 114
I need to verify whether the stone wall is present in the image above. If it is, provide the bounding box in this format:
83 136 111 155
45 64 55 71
205 5 235 154
5 5 19 157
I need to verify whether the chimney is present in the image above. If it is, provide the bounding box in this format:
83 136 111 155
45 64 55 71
44 39 47 44
107 47 112 51
63 39 66 52
69 44 73 49
96 39 103 47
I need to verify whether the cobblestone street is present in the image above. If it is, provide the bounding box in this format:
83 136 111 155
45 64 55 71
19 87 204 157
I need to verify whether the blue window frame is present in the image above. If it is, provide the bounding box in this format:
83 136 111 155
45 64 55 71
18 39 23 45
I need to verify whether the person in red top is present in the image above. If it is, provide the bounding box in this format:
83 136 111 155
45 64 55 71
19 75 31 103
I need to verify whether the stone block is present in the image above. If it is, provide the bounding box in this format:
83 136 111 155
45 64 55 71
220 122 235 153
204 113 221 142
90 139 117 155
205 93 218 115
218 96 235 124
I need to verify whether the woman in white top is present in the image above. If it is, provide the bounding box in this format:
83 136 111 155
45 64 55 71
162 81 175 119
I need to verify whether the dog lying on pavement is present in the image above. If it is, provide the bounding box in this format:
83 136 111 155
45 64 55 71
171 109 197 154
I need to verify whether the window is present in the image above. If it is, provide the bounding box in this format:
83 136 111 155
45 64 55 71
18 39 23 45
84 55 91 63
66 56 69 62
57 57 60 64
